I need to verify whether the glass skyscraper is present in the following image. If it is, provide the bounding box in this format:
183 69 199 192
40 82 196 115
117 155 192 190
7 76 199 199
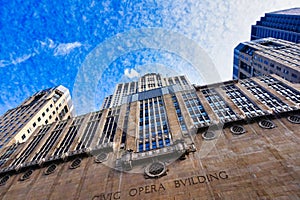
251 8 300 43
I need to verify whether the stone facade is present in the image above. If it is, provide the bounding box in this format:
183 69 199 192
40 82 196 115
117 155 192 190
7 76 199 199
0 74 299 199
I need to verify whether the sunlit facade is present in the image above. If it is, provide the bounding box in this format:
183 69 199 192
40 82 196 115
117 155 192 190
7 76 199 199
0 74 299 199
0 86 74 149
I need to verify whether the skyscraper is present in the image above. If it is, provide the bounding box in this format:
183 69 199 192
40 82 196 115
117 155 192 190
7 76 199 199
251 7 300 43
0 86 74 149
0 73 299 199
233 37 300 82
101 73 192 109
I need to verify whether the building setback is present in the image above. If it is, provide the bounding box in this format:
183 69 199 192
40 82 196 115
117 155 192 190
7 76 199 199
101 73 192 109
233 38 300 82
0 86 74 149
251 7 300 43
0 73 299 199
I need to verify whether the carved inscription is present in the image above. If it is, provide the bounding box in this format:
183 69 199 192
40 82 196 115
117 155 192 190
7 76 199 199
92 171 228 199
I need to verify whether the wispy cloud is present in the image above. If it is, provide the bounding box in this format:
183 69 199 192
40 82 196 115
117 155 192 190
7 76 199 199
54 42 83 56
0 39 84 67
0 53 34 67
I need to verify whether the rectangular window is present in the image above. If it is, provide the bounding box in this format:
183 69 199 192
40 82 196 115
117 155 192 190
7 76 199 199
222 84 264 117
258 75 300 104
31 121 68 162
202 88 238 122
240 79 290 112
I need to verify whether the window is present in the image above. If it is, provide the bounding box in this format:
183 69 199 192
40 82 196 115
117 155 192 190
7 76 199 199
31 121 67 162
95 153 108 163
259 120 275 129
202 88 238 122
45 120 48 124
137 97 170 152
240 79 289 112
33 122 36 127
0 175 9 186
287 115 300 124
76 111 102 151
19 170 33 181
258 75 300 104
222 84 264 118
38 117 41 122
202 131 216 140
276 66 281 71
53 116 85 156
50 104 53 108
46 108 49 112
42 112 45 117
70 158 81 169
21 134 26 140
44 164 57 175
230 125 246 135
145 162 167 179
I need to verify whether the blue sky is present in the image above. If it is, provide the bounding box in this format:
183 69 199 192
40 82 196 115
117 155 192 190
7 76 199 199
0 0 299 115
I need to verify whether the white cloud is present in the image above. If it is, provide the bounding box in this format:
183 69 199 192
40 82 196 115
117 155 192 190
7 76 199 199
0 53 34 67
0 60 11 67
12 54 34 65
0 39 85 68
124 68 139 78
54 42 82 56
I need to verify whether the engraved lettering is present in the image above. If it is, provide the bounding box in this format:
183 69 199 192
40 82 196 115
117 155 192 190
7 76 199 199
180 179 186 186
158 183 166 191
138 186 144 195
197 176 206 183
209 173 219 181
92 195 100 200
113 192 121 199
191 176 198 185
129 188 137 197
219 171 228 179
174 180 181 188
145 185 150 194
151 184 157 192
